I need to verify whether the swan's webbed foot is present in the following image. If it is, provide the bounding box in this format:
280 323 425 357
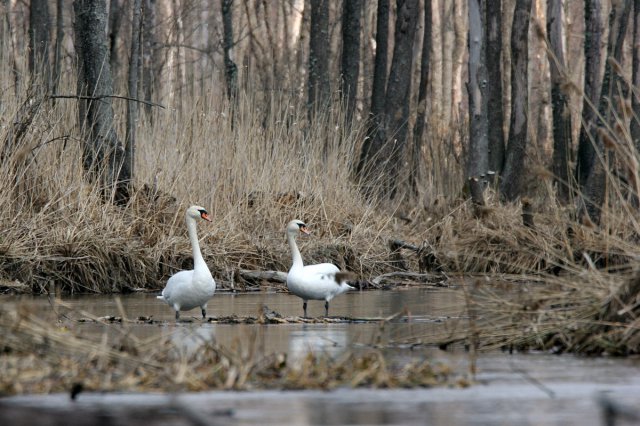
303 301 308 318
324 301 329 317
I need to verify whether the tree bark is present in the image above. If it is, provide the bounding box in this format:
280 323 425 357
307 0 330 114
52 0 64 96
28 0 51 86
485 0 505 174
500 0 532 201
633 0 640 153
411 0 432 194
575 0 602 189
340 0 362 124
547 0 572 204
108 0 122 78
373 0 419 199
126 0 142 180
141 0 158 119
74 0 130 204
441 0 454 127
467 0 489 184
222 0 238 102
579 0 632 224
451 0 466 123
357 0 389 178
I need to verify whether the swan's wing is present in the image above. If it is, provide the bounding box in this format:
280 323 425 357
162 270 194 300
302 263 341 282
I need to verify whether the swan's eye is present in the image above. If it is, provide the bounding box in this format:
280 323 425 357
297 223 306 229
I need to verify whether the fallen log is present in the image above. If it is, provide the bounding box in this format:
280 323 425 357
371 271 448 287
237 269 288 284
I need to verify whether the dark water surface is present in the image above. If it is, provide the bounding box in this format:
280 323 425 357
2 288 640 425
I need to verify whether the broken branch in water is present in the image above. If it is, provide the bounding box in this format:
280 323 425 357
371 271 447 286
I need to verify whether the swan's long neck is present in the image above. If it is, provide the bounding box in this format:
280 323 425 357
186 216 207 271
287 231 304 269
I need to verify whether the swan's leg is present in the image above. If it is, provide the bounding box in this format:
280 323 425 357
175 310 180 320
303 301 308 318
201 307 207 319
324 301 329 317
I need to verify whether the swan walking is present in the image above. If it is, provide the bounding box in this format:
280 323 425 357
158 205 216 320
286 219 354 317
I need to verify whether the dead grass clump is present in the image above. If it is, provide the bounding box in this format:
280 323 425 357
466 268 640 355
280 351 451 390
420 194 638 277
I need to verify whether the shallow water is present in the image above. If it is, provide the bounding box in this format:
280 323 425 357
2 288 640 425
2 288 465 358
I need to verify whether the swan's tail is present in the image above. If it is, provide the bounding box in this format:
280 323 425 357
335 271 356 291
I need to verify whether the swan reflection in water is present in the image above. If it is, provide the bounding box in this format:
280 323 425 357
288 326 348 362
159 324 348 363
164 325 216 357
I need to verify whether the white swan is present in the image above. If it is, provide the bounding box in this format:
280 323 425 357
286 219 354 317
157 205 216 320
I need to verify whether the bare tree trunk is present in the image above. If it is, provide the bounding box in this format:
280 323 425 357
579 0 632 224
500 0 532 201
486 0 505 174
360 0 419 199
467 0 489 184
142 0 158 118
431 0 443 123
547 0 572 204
3 0 21 96
369 0 389 121
451 0 466 123
52 0 63 96
631 0 640 152
74 0 130 204
411 0 432 194
357 0 389 178
575 0 602 189
28 0 51 87
108 0 122 78
529 0 551 155
222 0 238 101
340 0 362 124
441 0 454 127
307 0 330 114
126 0 142 180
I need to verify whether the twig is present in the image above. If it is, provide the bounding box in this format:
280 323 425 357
389 239 420 252
50 94 165 109
509 359 556 398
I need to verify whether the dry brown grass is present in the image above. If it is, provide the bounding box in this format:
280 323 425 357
0 75 404 293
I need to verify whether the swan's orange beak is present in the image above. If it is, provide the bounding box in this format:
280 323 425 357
300 226 311 235
201 212 213 222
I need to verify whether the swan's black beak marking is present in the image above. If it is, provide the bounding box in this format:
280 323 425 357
199 210 213 222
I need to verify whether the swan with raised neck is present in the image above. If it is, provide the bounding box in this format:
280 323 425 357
157 205 216 320
285 219 354 317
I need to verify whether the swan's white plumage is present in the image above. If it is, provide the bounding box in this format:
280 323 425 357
157 205 216 320
285 219 354 317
